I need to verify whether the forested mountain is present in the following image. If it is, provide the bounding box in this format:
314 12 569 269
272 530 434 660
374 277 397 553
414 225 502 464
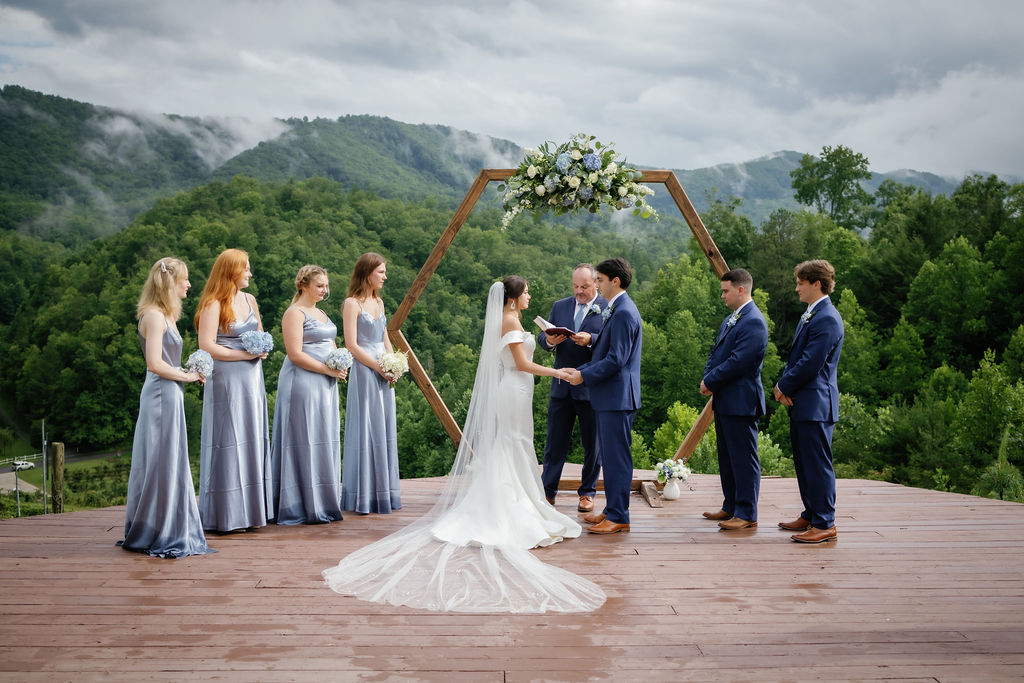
2 85 1022 517
2 86 962 246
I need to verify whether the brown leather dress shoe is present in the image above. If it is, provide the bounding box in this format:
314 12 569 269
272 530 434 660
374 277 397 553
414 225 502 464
718 517 757 530
587 518 630 534
577 495 595 512
582 512 606 525
702 509 732 521
546 496 555 506
778 516 812 531
791 526 837 543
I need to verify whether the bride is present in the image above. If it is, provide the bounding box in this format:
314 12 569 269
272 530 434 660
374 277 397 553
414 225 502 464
322 276 606 613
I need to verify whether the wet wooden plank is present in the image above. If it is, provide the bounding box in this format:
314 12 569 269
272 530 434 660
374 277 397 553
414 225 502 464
2 472 1023 681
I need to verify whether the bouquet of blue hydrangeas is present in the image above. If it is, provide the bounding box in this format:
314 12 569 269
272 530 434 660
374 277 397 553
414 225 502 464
184 349 213 378
240 330 274 355
325 347 354 371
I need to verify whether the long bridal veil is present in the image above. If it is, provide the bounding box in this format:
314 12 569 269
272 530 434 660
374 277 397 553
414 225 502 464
322 282 605 613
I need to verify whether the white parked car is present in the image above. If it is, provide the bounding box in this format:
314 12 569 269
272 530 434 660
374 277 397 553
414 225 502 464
12 460 34 471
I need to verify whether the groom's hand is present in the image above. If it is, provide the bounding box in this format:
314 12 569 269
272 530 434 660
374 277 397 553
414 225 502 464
565 369 584 386
699 380 712 396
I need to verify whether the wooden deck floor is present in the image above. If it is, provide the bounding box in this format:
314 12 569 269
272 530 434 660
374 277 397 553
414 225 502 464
2 472 1024 682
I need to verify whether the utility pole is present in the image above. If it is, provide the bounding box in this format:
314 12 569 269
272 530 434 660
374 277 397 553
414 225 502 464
41 420 47 515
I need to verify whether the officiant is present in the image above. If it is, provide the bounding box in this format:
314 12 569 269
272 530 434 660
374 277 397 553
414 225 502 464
537 263 607 513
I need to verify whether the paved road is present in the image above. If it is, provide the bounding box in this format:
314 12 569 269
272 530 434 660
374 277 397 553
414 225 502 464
0 471 39 494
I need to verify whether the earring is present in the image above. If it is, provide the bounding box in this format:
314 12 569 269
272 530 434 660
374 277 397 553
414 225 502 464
510 301 515 310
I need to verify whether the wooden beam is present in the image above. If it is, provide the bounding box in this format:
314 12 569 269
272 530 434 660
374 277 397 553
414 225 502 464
674 399 715 463
387 328 462 446
649 170 730 277
389 169 514 329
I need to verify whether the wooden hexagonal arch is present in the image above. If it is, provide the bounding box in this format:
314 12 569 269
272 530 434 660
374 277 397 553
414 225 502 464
386 169 728 464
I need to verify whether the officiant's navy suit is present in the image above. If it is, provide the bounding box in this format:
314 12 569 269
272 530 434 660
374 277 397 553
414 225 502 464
702 300 768 522
776 296 844 529
538 294 607 500
579 293 642 525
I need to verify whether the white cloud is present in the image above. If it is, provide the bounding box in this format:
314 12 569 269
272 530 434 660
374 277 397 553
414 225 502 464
2 0 1024 179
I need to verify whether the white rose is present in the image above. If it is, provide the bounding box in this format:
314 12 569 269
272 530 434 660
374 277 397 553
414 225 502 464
618 186 628 197
524 147 539 158
527 165 538 178
568 176 581 189
605 162 618 175
588 172 599 184
535 185 546 196
571 149 582 160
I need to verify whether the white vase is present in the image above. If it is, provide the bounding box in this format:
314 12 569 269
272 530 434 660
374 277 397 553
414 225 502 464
662 478 681 500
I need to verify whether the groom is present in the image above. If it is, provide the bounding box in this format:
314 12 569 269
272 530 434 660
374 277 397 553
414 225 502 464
566 258 642 534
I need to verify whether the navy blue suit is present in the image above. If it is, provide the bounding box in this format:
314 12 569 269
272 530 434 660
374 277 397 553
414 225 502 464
702 300 768 522
579 293 642 524
538 295 607 499
777 296 844 529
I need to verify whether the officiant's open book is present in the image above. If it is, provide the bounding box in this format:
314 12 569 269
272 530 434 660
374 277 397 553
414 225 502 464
534 316 575 338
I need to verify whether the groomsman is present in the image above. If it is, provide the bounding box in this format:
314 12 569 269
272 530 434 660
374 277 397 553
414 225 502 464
538 264 607 513
566 258 642 534
700 268 768 531
773 260 844 543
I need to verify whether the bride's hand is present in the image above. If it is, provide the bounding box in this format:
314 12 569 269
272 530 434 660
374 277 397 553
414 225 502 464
555 368 573 382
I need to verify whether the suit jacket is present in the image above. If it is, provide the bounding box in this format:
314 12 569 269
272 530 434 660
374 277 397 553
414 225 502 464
537 295 607 400
579 293 642 412
777 296 844 423
703 301 768 417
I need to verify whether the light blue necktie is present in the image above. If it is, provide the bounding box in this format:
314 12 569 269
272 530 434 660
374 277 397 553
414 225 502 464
574 305 586 331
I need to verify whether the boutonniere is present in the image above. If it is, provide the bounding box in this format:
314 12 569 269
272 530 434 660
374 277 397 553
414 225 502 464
601 305 614 322
800 309 815 325
726 310 742 328
587 302 601 316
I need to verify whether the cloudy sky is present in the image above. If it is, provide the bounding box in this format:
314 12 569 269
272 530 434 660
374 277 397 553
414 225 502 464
2 0 1023 179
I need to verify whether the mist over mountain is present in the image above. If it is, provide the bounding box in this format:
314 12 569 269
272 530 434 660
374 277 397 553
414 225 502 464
1 85 963 244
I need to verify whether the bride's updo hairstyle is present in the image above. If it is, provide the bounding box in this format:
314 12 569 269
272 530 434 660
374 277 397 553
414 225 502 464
502 275 527 307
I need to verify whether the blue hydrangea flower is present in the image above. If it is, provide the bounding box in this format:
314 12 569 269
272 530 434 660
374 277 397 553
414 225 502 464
583 153 601 171
562 195 576 207
543 175 558 192
579 185 594 201
555 153 571 173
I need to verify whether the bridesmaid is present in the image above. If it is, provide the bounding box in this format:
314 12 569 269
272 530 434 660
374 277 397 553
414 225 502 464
119 257 213 558
341 252 401 514
194 248 272 532
271 265 347 525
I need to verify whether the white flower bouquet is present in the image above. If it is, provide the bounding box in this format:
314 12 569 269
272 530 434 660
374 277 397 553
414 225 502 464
184 349 213 379
499 133 657 229
240 330 274 355
377 350 409 382
325 347 354 371
654 458 691 484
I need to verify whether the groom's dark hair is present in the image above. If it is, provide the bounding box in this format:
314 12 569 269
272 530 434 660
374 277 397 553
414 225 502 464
721 268 753 290
595 258 632 289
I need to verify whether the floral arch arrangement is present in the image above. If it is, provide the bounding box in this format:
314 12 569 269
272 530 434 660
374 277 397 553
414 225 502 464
498 133 658 229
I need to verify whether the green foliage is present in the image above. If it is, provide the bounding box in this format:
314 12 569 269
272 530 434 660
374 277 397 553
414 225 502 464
971 428 1024 502
790 144 873 229
647 402 717 473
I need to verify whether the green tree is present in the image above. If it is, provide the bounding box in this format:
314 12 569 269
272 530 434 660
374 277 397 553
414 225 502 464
971 427 1024 502
790 144 872 229
901 237 995 372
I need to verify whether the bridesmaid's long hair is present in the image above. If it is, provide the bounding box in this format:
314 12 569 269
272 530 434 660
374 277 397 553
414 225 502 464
347 252 385 300
292 264 328 304
137 257 188 321
195 248 248 333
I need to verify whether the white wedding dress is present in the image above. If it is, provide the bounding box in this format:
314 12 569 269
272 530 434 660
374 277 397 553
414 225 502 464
322 282 605 613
